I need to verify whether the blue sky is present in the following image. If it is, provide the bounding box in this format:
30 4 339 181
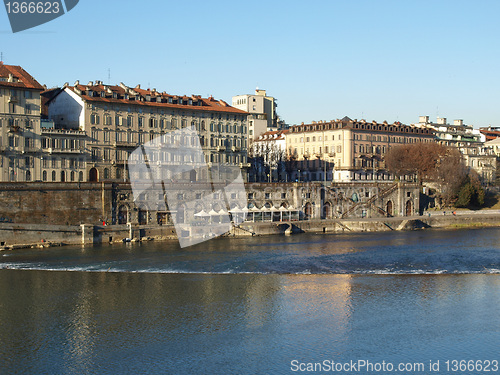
1 0 499 127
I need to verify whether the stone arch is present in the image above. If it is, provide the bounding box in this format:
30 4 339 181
405 200 412 216
386 200 393 217
322 201 332 219
190 169 197 182
304 202 312 219
89 167 98 182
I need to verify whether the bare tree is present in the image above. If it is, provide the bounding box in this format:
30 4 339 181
386 143 469 205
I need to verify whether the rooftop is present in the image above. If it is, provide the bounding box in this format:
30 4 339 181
61 81 248 115
0 62 44 90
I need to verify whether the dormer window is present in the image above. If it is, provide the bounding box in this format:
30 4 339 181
168 98 173 104
188 99 192 105
87 90 93 97
113 92 117 99
101 91 105 97
124 94 129 100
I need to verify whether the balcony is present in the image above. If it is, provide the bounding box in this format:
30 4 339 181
8 96 17 103
113 141 139 149
46 147 84 154
41 128 86 136
22 147 39 154
216 146 225 152
231 146 240 152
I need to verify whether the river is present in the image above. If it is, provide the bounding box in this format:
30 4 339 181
1 228 499 374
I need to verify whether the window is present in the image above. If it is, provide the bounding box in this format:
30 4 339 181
138 117 144 127
127 116 133 127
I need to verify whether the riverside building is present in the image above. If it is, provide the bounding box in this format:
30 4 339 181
286 116 435 182
47 82 250 182
0 62 44 182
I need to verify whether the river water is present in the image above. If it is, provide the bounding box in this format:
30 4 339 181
1 228 499 374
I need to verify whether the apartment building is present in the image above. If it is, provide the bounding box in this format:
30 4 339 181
232 89 279 140
287 117 435 182
47 82 249 182
0 62 44 182
39 119 88 182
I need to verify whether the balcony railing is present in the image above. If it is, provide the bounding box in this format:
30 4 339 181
46 147 84 154
113 141 139 148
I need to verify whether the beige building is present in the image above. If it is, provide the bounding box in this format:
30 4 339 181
286 117 435 182
47 81 249 182
39 119 88 182
0 63 44 182
232 89 278 140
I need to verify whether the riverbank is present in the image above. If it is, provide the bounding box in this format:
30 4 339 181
1 211 500 250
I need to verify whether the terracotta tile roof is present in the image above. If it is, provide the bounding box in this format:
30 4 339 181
64 82 248 115
0 62 44 90
480 129 500 141
256 129 289 141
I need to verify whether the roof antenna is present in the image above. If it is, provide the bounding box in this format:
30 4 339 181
1 52 3 63
107 68 111 85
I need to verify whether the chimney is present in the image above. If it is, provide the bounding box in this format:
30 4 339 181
437 117 447 125
419 115 429 124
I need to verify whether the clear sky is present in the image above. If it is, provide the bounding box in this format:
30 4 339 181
1 0 499 127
